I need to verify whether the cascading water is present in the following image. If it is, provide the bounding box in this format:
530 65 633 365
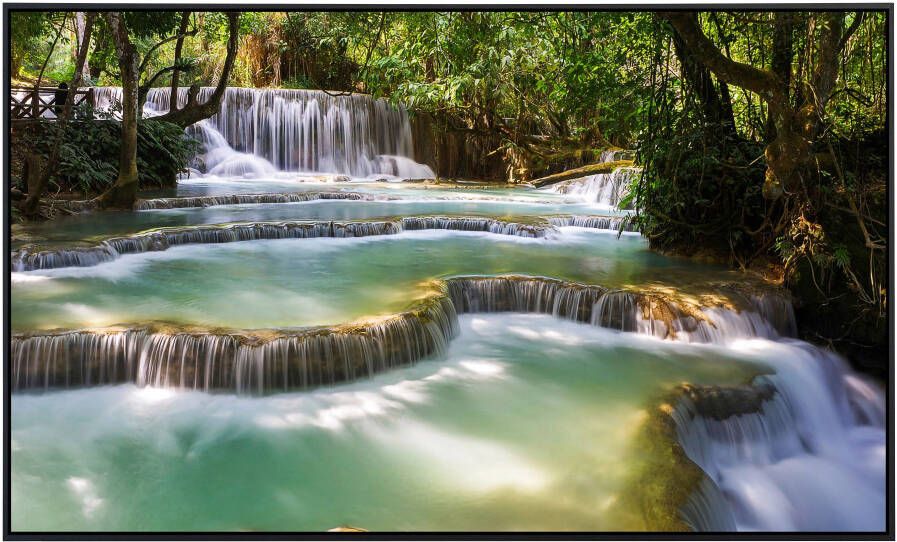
547 215 638 232
10 217 550 271
12 295 458 395
671 315 885 531
134 190 373 210
10 276 796 394
92 87 436 179
10 252 886 531
541 166 639 208
9 138 884 534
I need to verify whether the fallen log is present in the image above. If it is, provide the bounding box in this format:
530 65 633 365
529 159 634 188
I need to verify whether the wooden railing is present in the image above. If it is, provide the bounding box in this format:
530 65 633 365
9 86 95 120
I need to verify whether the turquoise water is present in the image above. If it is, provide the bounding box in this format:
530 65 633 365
11 228 727 332
14 179 609 247
10 178 885 533
11 314 761 532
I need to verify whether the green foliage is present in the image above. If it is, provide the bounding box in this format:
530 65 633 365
632 10 888 369
10 12 52 73
24 113 198 194
636 118 768 259
122 12 182 39
11 11 74 82
352 12 655 146
134 120 200 187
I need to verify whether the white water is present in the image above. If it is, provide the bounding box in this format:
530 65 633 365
569 288 886 531
10 291 886 531
541 167 639 208
671 310 886 532
93 87 435 180
11 243 886 531
12 87 886 532
6 314 770 531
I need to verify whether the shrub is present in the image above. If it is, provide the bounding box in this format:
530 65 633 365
19 112 198 195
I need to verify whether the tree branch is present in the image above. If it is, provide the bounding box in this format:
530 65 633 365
169 11 191 111
35 13 69 89
837 11 865 53
659 12 782 101
138 24 199 76
140 65 180 101
155 12 240 127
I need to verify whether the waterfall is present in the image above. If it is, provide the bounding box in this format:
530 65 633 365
680 479 739 531
541 166 640 208
10 276 792 393
135 191 373 210
399 217 543 237
92 87 435 179
548 215 638 232
9 273 885 532
673 348 885 531
443 278 884 532
12 295 458 395
11 218 552 272
10 215 642 273
447 276 607 322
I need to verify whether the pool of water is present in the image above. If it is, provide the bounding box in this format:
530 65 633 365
13 180 616 248
12 228 727 332
156 177 585 202
10 174 886 534
10 314 762 532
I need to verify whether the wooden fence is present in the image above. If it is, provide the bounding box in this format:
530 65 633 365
9 86 95 120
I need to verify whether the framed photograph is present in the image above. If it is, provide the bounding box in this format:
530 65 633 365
5 3 892 538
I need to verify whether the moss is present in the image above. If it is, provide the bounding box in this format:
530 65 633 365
615 376 775 531
614 393 705 531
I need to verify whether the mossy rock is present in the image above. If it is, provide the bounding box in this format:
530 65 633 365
614 396 704 531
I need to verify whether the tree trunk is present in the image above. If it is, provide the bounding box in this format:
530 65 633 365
35 14 68 90
661 12 845 200
765 12 793 141
22 154 45 213
156 12 240 128
88 32 105 80
74 12 91 80
530 160 635 188
670 24 737 139
21 13 95 217
717 79 737 132
169 11 191 111
96 12 140 209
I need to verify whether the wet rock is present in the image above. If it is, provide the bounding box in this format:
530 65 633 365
679 382 776 420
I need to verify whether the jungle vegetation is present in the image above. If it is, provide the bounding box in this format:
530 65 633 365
8 9 890 372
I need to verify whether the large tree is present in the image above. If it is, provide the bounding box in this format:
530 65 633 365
94 12 140 209
652 11 886 368
96 11 240 208
21 13 96 216
155 12 239 128
659 11 855 200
